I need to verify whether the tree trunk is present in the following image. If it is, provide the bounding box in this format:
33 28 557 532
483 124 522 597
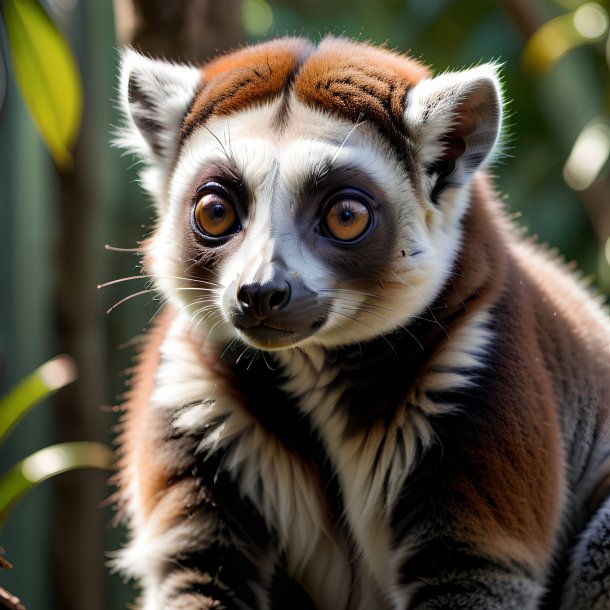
51 2 243 610
114 0 244 62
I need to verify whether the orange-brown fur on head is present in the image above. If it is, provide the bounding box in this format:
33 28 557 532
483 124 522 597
182 38 314 140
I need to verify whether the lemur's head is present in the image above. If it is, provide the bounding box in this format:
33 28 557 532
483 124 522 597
118 38 502 351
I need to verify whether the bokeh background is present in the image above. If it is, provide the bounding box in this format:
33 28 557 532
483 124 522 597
0 0 608 608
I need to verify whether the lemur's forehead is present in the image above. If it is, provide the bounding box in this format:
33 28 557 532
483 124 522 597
181 37 430 159
172 98 410 210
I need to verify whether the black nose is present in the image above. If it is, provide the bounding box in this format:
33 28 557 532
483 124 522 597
237 280 291 320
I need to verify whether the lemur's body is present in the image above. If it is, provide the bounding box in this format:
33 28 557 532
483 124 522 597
114 38 610 609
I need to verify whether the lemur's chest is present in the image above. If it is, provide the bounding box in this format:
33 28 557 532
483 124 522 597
153 336 391 609
155 321 418 608
154 315 487 609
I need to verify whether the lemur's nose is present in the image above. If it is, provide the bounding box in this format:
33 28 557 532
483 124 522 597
237 280 291 320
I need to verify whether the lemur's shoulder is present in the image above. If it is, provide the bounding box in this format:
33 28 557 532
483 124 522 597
465 173 609 359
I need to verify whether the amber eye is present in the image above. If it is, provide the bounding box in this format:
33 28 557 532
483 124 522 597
322 196 372 242
194 190 238 237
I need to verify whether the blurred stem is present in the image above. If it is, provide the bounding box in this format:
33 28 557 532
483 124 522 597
0 441 113 527
0 355 76 448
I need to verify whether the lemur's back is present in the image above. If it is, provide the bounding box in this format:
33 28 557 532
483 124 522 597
113 37 610 609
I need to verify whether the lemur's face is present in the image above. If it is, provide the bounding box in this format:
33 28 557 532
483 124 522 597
153 103 441 351
120 38 501 351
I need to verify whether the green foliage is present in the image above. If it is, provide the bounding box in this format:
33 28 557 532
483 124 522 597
1 0 82 169
0 356 113 529
0 441 112 527
0 355 75 445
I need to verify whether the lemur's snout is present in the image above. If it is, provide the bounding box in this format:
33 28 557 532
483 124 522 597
229 262 323 347
237 277 291 320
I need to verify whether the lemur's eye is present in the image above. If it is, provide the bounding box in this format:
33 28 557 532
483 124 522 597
194 185 239 238
322 191 372 242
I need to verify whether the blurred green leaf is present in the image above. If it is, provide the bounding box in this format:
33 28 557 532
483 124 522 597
2 0 82 169
0 442 113 527
0 355 76 447
523 3 609 74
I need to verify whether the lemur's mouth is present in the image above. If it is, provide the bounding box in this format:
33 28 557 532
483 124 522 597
235 318 327 350
225 273 328 349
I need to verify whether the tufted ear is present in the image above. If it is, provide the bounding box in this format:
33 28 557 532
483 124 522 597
404 64 502 204
117 49 202 172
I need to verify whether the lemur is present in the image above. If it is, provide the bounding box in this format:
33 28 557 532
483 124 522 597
113 37 610 609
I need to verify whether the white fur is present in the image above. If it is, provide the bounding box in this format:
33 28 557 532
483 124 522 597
404 63 503 201
117 50 202 208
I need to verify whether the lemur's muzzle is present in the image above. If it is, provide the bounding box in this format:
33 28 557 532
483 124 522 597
237 275 291 321
228 261 327 348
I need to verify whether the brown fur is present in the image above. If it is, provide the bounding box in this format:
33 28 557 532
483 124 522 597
182 38 314 142
414 177 563 572
117 308 175 521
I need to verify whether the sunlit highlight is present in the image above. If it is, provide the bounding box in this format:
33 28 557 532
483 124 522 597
574 3 608 40
39 354 77 390
524 4 609 73
22 446 71 481
563 121 610 191
241 0 273 36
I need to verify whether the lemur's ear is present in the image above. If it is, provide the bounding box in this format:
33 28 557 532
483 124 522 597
404 64 502 203
118 49 201 170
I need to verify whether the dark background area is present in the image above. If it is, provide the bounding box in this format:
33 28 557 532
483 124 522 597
0 0 608 608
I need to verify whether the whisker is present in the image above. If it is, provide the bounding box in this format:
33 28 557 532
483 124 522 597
235 345 254 365
192 306 220 324
220 337 241 361
105 244 142 253
329 309 369 329
327 310 363 352
97 275 149 289
330 298 424 353
183 294 216 313
206 316 228 341
315 114 366 185
261 351 279 371
144 291 177 326
202 123 232 164
321 287 393 302
246 352 258 370
326 295 397 316
329 114 366 167
331 302 390 324
153 274 222 287
166 287 218 293
183 257 224 280
105 284 216 317
106 289 158 314
388 272 448 336
449 276 468 313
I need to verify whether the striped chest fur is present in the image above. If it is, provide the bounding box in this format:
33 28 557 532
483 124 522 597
114 37 610 610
